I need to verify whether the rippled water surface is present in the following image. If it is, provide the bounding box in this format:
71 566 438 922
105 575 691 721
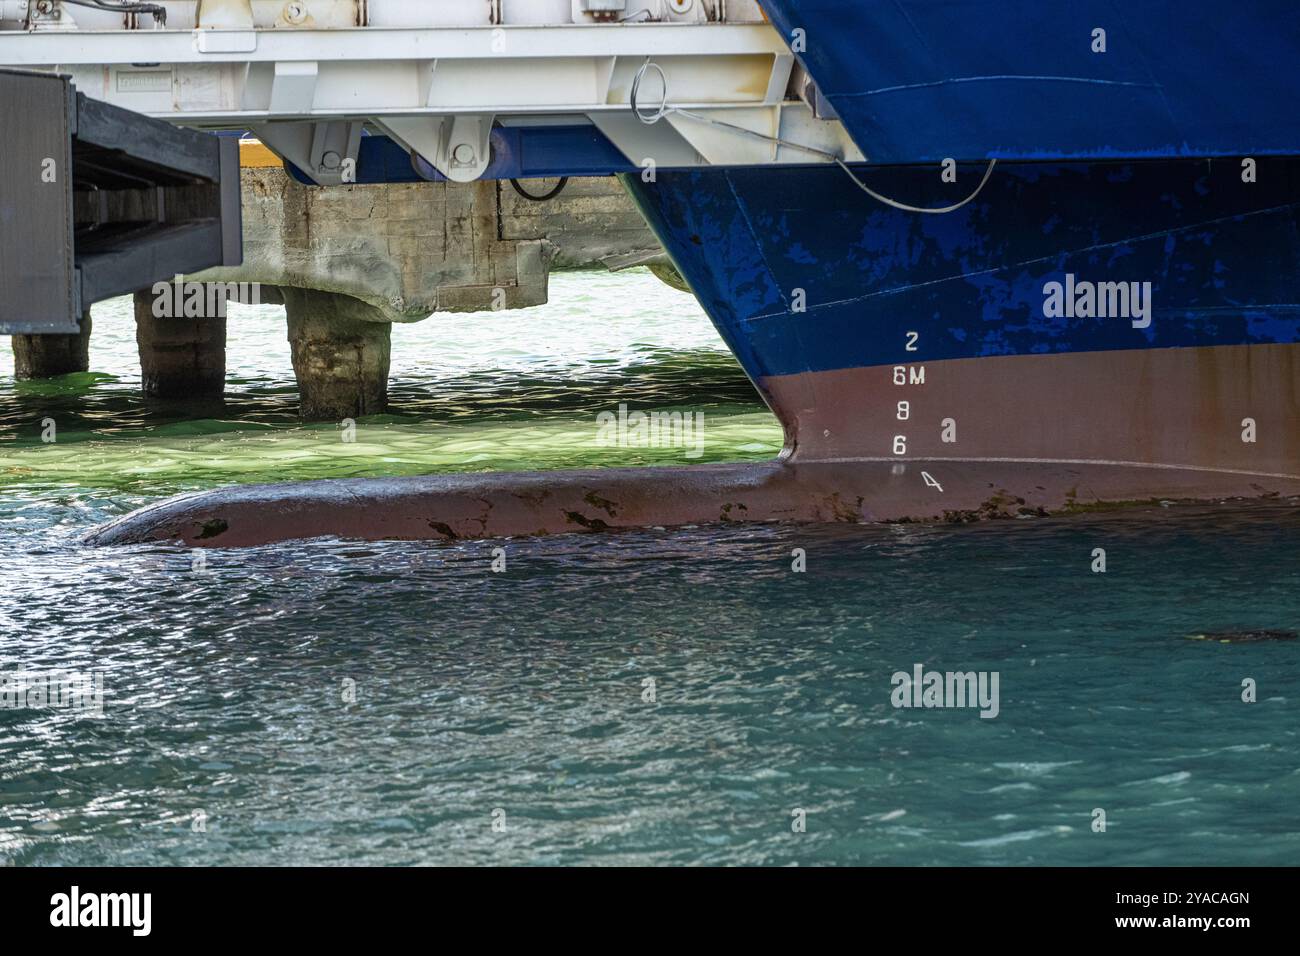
2 271 1297 865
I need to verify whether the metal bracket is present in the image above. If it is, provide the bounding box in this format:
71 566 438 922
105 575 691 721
26 0 78 31
251 119 364 186
377 114 495 184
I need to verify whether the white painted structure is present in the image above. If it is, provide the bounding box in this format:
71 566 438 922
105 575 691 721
0 0 862 184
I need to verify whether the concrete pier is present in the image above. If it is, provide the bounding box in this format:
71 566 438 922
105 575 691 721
10 313 92 378
198 166 551 321
174 155 674 419
78 152 673 418
194 159 666 321
133 292 227 400
283 288 391 421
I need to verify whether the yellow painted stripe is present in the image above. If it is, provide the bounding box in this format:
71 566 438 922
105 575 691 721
239 140 283 169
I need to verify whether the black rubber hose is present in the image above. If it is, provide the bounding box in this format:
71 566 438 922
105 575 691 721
509 177 570 202
60 0 167 24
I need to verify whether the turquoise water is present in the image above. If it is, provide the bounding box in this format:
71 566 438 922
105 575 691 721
2 271 1298 865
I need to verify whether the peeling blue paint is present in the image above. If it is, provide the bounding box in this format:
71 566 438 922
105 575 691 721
623 157 1300 378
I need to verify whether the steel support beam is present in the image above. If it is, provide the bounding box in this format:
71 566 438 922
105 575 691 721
0 69 242 335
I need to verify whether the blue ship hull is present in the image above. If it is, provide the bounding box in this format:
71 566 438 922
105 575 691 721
755 0 1300 163
611 6 1300 490
625 159 1300 376
624 156 1300 480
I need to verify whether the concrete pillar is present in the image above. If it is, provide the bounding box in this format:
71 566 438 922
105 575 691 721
133 291 227 399
11 313 92 379
281 287 391 421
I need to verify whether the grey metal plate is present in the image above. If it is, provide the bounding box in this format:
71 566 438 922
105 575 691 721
0 69 79 335
2 68 243 337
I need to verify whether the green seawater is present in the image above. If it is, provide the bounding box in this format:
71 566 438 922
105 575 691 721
1 269 1298 866
0 269 781 495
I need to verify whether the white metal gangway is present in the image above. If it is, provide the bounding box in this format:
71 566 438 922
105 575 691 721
0 0 862 184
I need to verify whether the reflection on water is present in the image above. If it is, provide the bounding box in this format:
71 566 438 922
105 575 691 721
2 271 1298 866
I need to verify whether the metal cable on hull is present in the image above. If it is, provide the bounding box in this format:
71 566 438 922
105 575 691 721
630 57 998 215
